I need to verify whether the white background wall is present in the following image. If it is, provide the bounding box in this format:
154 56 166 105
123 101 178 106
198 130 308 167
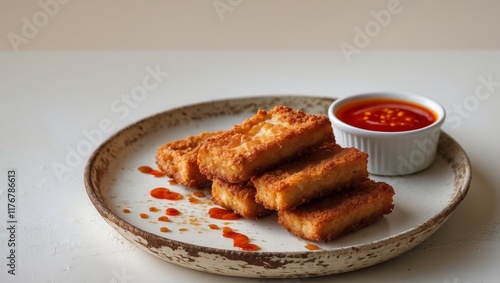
2 0 499 52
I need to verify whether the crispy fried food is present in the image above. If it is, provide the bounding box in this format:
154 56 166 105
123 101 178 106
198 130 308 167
197 106 335 183
211 179 272 220
156 131 223 188
278 179 395 242
252 143 369 211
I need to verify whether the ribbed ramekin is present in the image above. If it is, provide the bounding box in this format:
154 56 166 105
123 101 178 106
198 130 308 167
328 92 446 176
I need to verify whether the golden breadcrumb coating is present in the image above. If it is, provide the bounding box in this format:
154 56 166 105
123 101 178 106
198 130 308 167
211 179 272 220
278 179 395 242
156 131 223 188
197 106 335 183
252 143 369 211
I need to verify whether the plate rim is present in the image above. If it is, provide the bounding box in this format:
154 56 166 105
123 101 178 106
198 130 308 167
84 95 472 276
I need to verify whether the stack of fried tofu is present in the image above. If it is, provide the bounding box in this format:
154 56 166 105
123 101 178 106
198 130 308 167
156 106 394 242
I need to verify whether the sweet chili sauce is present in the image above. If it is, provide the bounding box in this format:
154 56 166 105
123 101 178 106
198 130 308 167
336 98 437 132
165 208 181 216
159 227 170 233
193 191 205 198
137 166 164 177
222 227 260 251
208 224 220 230
157 216 171 222
150 187 183 200
208 207 241 220
188 197 200 204
305 243 321 250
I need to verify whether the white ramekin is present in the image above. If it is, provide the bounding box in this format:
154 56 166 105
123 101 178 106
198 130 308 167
328 92 446 176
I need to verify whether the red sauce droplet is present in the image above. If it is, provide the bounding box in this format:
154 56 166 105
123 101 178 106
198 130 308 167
193 191 205 198
138 165 152 173
208 224 219 230
150 187 183 200
208 207 241 220
165 208 181 216
336 98 437 132
168 179 178 185
305 243 321 250
179 228 188 232
149 206 159 212
159 227 170 233
139 213 149 219
240 244 260 251
158 216 171 222
222 227 260 251
189 197 200 204
122 209 131 213
138 165 164 177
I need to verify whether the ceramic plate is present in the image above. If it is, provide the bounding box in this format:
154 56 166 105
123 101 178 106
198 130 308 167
84 95 471 278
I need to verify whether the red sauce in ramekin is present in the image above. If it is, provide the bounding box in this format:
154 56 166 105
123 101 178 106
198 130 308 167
335 98 437 132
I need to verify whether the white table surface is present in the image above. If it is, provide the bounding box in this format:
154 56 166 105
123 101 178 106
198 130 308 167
1 50 499 282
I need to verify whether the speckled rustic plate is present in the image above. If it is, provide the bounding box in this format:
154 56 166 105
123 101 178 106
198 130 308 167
84 95 471 278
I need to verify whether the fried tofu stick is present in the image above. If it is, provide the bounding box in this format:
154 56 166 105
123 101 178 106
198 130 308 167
211 179 272 220
252 143 369 211
197 106 334 183
156 131 223 188
278 179 395 242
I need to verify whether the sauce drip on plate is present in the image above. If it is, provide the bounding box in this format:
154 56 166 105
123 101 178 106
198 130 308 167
159 227 170 233
137 165 164 177
222 227 260 251
208 207 241 220
158 216 171 222
305 243 321 250
165 208 181 216
208 224 220 230
336 98 437 132
150 187 183 200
